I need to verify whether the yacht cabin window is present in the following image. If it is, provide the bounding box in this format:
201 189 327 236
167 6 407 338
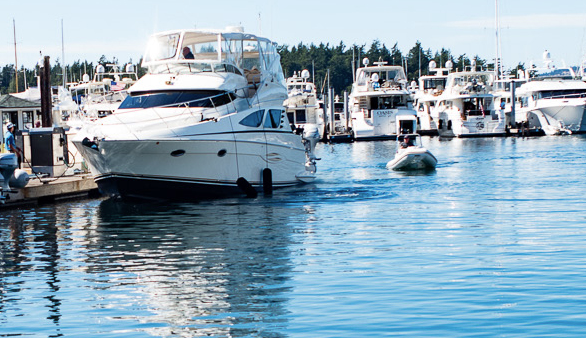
119 90 234 109
538 89 586 99
264 109 284 129
239 110 264 127
370 95 405 109
424 78 446 90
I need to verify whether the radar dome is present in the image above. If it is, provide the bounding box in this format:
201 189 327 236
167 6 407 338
445 60 453 69
226 26 244 33
301 69 310 79
428 60 437 70
363 57 370 67
82 74 90 82
125 63 135 73
96 64 105 73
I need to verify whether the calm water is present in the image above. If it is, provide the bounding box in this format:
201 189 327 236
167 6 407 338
2 136 586 337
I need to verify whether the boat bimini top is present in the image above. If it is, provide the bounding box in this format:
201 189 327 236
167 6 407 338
141 27 285 85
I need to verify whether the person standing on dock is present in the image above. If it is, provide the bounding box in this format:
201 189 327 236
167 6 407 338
4 122 22 167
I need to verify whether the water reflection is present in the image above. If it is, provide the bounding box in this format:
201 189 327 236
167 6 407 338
0 197 300 337
82 198 297 337
0 208 64 336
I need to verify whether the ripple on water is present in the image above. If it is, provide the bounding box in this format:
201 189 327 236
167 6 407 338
2 137 586 337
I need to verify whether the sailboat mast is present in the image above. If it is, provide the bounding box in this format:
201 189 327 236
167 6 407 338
13 19 18 93
494 0 502 79
62 19 67 87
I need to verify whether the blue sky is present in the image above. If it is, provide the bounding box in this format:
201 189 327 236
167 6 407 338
2 0 586 73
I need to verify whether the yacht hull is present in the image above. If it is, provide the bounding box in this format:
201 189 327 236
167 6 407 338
538 103 586 133
75 136 312 200
438 113 507 138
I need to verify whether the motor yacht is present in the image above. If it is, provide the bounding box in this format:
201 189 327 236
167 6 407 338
514 51 586 135
70 63 139 119
434 66 507 137
349 58 416 140
412 60 451 135
74 27 318 200
284 70 325 139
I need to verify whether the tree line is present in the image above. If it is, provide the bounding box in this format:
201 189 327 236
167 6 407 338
0 55 145 95
0 41 524 96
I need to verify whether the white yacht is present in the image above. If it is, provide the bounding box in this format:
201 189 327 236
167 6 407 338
434 67 507 137
413 60 451 135
70 63 138 119
284 70 325 139
74 27 318 200
349 58 416 140
514 52 586 135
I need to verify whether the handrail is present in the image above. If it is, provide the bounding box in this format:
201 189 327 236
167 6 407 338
539 93 586 100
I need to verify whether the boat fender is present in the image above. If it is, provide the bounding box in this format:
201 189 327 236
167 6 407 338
262 168 273 195
237 177 258 198
9 169 30 189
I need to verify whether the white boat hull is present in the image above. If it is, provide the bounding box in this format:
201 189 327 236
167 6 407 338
438 112 507 138
538 103 586 133
387 147 437 171
75 134 313 199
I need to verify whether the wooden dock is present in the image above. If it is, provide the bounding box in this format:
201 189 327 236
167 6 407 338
1 174 100 208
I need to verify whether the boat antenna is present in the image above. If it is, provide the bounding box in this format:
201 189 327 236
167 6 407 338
418 45 421 78
13 18 18 93
62 19 67 87
352 47 356 82
312 60 315 86
258 12 262 35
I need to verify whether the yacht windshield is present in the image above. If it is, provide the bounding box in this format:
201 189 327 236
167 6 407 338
119 90 234 109
181 33 219 61
538 89 586 99
423 78 446 90
144 33 180 62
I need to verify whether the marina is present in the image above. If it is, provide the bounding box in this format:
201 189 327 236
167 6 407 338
2 0 586 336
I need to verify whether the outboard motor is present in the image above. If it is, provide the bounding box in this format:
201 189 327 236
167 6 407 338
0 153 18 203
302 123 320 173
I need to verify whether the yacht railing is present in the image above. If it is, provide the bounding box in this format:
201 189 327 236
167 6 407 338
101 78 284 126
147 60 245 76
538 92 586 100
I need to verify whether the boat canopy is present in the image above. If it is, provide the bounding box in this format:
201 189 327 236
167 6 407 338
355 66 406 86
447 72 494 88
142 29 284 84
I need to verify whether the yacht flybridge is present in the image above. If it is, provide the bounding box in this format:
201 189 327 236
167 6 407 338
349 58 416 140
74 27 318 200
284 70 325 140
